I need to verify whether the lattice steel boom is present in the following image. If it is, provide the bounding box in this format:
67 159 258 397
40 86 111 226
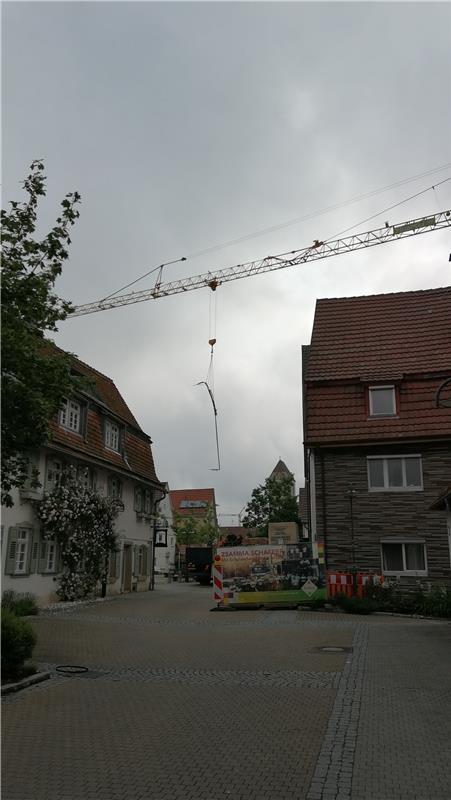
70 210 451 317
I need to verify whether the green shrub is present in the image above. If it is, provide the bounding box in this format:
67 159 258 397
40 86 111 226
1 609 37 679
333 592 377 615
362 583 451 618
2 590 38 617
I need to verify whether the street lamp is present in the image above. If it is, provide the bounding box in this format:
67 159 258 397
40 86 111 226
150 516 169 591
345 484 357 595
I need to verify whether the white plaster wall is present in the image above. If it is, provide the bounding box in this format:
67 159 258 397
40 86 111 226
154 492 176 574
1 451 156 603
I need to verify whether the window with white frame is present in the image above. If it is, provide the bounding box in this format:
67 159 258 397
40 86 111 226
46 541 57 572
367 456 422 491
46 458 63 490
104 419 120 452
59 399 81 432
369 386 396 417
15 529 30 574
77 464 95 489
108 476 122 500
381 541 427 575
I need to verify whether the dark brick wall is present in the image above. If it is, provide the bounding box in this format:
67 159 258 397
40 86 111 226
313 441 451 587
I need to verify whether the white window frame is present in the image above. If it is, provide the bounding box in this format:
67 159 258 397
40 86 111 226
46 458 64 490
105 420 120 452
367 455 423 492
59 399 81 433
368 385 396 417
108 476 122 500
15 529 30 575
46 541 57 573
380 539 428 577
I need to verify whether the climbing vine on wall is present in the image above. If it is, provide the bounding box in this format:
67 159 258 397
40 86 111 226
36 467 119 601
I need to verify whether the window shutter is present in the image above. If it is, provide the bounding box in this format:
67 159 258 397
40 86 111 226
133 545 140 577
115 548 121 579
5 528 18 575
142 546 148 576
38 540 48 573
30 531 40 573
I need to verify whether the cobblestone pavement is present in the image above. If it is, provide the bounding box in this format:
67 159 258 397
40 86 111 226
2 581 451 800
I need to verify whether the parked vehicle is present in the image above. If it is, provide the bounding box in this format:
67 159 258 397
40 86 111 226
186 546 213 585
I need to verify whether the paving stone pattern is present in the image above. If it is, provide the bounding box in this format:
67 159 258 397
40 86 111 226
3 584 451 800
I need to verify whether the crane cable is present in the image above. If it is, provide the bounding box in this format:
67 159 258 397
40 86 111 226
196 288 221 471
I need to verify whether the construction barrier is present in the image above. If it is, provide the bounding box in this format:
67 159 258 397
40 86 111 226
212 554 223 604
326 571 384 599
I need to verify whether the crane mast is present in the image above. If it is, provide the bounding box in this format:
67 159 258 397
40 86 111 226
70 210 451 318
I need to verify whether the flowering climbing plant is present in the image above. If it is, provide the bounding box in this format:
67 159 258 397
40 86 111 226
36 466 119 601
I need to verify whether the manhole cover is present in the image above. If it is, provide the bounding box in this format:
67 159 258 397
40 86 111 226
317 646 353 653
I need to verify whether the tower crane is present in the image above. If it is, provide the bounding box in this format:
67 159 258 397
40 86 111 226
70 210 451 318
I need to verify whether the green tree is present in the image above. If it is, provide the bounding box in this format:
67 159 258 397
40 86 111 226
241 475 299 536
171 512 204 547
1 161 81 506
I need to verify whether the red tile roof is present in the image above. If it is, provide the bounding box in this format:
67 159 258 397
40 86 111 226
46 345 161 485
306 287 451 382
304 287 451 444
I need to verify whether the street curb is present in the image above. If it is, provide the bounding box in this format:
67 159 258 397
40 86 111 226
1 671 51 696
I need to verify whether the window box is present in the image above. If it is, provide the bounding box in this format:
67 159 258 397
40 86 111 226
368 456 423 491
381 540 427 576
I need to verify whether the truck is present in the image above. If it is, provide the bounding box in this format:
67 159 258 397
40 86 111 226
186 546 213 585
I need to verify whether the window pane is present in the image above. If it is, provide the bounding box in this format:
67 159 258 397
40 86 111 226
370 387 395 415
387 459 403 487
405 544 425 571
382 543 404 571
368 459 384 488
405 458 421 487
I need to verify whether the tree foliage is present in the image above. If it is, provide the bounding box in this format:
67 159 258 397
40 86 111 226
172 507 218 546
37 467 119 601
1 161 81 506
241 475 299 536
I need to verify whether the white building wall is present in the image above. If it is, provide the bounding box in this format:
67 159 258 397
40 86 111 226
154 491 176 575
2 451 156 604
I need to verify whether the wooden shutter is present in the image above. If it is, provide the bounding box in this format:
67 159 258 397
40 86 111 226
38 540 48 573
5 528 18 575
142 546 148 576
30 531 40 573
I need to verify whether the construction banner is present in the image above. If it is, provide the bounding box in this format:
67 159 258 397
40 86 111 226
215 543 325 606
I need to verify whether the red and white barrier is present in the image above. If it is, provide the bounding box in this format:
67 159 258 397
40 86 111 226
212 554 223 603
326 571 384 598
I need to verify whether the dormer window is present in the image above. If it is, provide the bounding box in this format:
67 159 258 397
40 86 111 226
59 399 81 432
369 386 396 417
105 419 120 452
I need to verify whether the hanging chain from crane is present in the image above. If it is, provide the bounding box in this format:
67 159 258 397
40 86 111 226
70 210 451 317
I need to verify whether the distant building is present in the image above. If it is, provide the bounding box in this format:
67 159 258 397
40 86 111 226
154 483 176 576
269 459 295 496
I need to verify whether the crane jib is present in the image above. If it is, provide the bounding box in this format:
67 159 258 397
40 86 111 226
69 210 451 317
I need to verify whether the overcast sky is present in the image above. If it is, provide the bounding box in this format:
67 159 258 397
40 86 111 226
3 1 451 522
